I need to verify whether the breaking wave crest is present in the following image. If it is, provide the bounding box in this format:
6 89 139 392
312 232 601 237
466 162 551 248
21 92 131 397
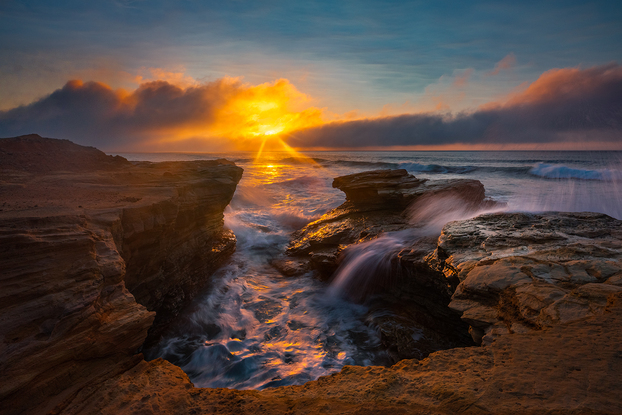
529 163 622 181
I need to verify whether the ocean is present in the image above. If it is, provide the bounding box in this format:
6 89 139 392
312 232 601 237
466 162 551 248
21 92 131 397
115 150 622 389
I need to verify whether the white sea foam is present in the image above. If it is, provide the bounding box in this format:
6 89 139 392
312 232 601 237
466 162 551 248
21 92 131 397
136 149 622 390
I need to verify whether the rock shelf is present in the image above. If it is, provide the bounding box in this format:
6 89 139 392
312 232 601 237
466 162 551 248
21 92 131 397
1 141 621 414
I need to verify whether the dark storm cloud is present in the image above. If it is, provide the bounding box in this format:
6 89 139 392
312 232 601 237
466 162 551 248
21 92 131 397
1 63 620 150
287 63 622 148
0 78 237 148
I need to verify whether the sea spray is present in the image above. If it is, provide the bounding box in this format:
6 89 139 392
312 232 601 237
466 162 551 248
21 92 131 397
137 149 622 390
329 193 504 301
328 231 413 302
511 166 622 219
151 160 386 389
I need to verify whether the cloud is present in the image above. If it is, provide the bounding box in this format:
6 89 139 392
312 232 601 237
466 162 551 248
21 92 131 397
0 76 323 151
287 63 622 149
452 68 473 87
487 53 517 76
132 67 198 88
2 63 621 151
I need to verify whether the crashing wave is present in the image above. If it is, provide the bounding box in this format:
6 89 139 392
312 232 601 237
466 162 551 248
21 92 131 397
529 163 622 181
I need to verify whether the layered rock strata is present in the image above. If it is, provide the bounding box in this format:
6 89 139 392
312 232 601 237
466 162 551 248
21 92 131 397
278 169 490 279
0 135 242 414
58 209 622 414
56 240 622 414
429 211 622 344
4 153 622 415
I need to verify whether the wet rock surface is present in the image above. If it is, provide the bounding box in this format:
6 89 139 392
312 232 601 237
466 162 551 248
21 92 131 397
366 236 475 362
275 169 493 362
57 209 622 414
0 136 242 414
431 211 622 344
4 153 622 415
281 169 490 279
55 293 622 415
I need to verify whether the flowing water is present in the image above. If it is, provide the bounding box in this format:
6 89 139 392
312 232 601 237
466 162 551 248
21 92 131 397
116 150 622 389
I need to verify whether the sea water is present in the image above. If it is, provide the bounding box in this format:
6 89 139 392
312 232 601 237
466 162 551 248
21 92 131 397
115 150 622 389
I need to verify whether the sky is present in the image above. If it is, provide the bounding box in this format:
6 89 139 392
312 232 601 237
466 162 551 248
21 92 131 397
0 0 621 151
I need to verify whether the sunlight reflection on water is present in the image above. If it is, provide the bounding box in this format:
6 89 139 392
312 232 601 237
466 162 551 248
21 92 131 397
118 150 622 389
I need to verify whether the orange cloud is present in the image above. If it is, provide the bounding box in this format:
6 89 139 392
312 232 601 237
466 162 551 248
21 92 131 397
0 76 325 151
452 68 473 87
3 63 621 152
287 63 622 149
487 53 517 76
504 63 622 106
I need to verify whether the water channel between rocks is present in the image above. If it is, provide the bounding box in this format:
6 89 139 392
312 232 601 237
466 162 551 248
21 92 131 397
117 150 622 390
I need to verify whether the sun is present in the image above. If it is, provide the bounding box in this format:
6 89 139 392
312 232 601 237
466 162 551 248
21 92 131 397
263 128 282 136
208 79 324 145
186 78 324 163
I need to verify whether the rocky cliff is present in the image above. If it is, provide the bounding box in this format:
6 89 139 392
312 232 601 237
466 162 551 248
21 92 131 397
51 211 622 414
3 157 621 415
0 135 242 414
276 169 492 279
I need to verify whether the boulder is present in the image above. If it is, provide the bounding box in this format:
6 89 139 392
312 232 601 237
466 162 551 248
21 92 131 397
282 169 492 279
275 169 496 362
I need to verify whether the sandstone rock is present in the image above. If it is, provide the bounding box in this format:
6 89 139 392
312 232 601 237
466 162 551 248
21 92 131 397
283 169 491 279
276 170 494 362
332 168 425 207
431 212 622 344
0 133 130 172
56 293 622 415
0 136 242 414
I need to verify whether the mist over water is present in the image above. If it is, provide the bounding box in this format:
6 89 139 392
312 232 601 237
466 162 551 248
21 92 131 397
117 150 622 389
328 231 410 302
330 193 505 302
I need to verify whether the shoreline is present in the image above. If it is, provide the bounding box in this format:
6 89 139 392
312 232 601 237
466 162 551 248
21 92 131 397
1 135 621 414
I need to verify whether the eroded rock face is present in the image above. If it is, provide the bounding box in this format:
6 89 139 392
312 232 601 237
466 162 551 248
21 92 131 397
0 133 130 172
57 293 622 415
332 168 425 207
56 209 622 414
0 215 155 415
116 161 242 347
275 170 493 362
332 168 487 211
0 136 242 414
430 212 622 344
281 169 490 280
6 145 622 415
